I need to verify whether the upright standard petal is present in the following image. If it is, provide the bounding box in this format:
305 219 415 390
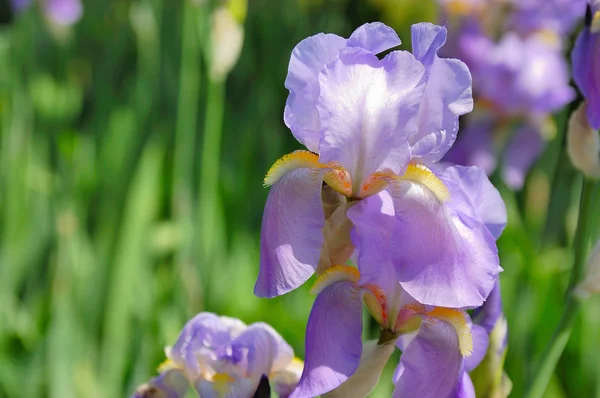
170 313 240 374
291 281 363 398
347 22 401 54
437 165 507 240
387 179 501 308
256 155 326 297
284 33 347 151
393 319 464 398
317 50 425 192
409 23 473 163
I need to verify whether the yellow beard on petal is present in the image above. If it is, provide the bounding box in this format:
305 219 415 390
396 304 473 357
425 307 473 357
393 164 450 202
263 150 323 186
310 265 361 295
212 373 235 396
263 150 353 197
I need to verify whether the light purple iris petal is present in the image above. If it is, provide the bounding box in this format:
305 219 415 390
572 23 600 129
409 23 473 163
284 33 347 152
443 118 497 175
317 49 425 186
44 0 83 26
291 281 363 398
131 368 189 398
465 324 489 372
170 313 235 374
195 378 257 398
284 22 404 152
437 165 507 240
387 181 501 308
454 372 476 398
393 319 464 398
473 281 503 334
233 323 294 378
501 124 544 189
347 22 401 54
255 168 325 297
347 190 396 293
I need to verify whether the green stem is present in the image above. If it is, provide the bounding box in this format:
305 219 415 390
173 3 201 278
525 179 596 398
197 78 225 300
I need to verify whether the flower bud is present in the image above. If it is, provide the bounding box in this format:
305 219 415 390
567 102 600 179
209 6 244 82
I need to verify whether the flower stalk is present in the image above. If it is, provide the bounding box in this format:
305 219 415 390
526 178 598 398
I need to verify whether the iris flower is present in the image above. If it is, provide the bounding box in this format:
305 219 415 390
573 1 600 129
131 313 302 398
444 28 574 189
290 164 505 398
255 22 501 308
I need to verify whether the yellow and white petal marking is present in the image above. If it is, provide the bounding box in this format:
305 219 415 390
211 373 235 396
396 304 473 357
264 150 353 196
310 264 360 295
592 10 600 33
392 164 450 202
264 150 324 186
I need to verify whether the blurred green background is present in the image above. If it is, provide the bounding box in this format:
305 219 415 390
1 0 599 397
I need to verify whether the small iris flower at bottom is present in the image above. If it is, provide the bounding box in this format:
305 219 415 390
290 263 489 398
131 312 302 398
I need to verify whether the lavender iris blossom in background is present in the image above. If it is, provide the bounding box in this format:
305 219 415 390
131 313 302 398
44 0 82 26
508 0 587 35
290 164 506 398
8 0 82 26
572 1 600 129
10 0 31 11
439 0 576 189
255 22 503 309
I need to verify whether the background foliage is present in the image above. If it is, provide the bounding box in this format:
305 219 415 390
0 0 599 397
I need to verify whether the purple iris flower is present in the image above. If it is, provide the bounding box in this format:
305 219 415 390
10 0 31 11
443 29 574 189
290 164 506 397
131 313 302 398
256 22 502 309
507 0 587 36
44 0 82 26
572 1 600 129
463 32 574 118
